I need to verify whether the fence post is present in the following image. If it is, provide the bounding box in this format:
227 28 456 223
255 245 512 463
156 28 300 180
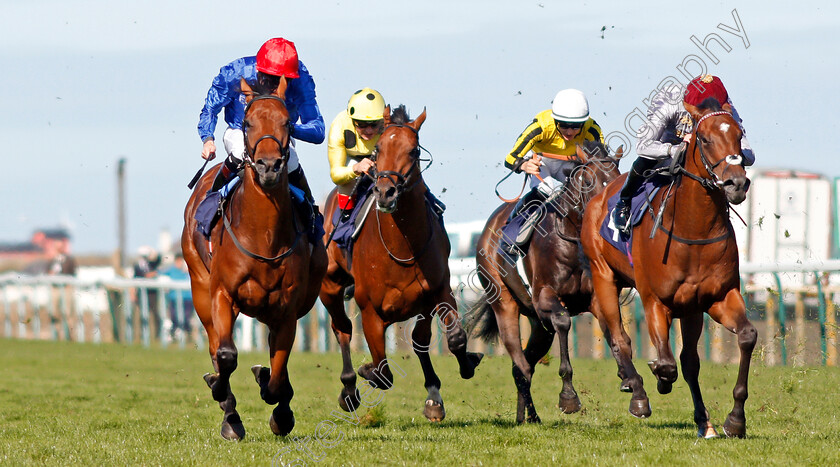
813 272 828 365
633 294 644 358
827 291 837 366
772 272 787 365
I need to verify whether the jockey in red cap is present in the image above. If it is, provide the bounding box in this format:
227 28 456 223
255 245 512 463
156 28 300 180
611 75 754 233
196 37 326 243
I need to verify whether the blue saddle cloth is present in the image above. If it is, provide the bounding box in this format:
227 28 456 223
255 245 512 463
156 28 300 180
599 180 663 263
331 178 374 252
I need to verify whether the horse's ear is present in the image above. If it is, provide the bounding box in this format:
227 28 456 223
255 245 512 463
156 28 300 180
614 145 624 159
274 76 288 100
683 101 703 122
240 78 255 104
383 105 391 126
411 107 427 131
721 102 733 114
575 143 590 162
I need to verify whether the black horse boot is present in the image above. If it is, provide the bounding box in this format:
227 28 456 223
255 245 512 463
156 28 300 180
612 157 658 234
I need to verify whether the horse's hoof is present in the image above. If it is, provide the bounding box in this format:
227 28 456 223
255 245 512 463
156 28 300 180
619 379 633 393
423 399 445 422
338 388 361 412
698 423 719 439
251 365 270 386
629 398 651 418
656 379 673 395
723 415 746 438
220 415 245 441
459 352 484 380
558 394 582 414
270 409 295 436
203 372 219 389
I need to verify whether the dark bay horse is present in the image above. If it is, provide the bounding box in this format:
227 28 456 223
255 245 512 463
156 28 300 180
468 141 620 424
320 105 482 422
182 78 327 440
580 99 755 438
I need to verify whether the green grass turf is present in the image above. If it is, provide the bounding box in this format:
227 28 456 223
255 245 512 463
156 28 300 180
1 338 838 466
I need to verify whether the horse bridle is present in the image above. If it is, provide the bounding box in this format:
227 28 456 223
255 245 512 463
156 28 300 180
367 124 432 197
681 111 744 190
221 93 300 262
553 155 620 242
241 94 293 169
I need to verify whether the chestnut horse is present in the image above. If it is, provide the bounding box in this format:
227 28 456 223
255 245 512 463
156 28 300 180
468 141 620 424
182 78 327 440
320 105 482 422
580 99 755 438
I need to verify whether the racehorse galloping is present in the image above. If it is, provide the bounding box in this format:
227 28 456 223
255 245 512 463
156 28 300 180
320 105 482 422
469 141 620 424
182 78 327 440
580 99 755 438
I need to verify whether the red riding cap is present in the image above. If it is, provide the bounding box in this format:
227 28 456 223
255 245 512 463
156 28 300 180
255 38 300 78
684 75 728 107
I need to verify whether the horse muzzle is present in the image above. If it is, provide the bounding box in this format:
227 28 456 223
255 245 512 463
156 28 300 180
722 175 750 205
373 182 398 213
253 157 287 188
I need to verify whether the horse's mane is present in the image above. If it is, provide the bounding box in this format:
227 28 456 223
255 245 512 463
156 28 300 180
696 97 723 112
390 105 410 125
579 140 610 160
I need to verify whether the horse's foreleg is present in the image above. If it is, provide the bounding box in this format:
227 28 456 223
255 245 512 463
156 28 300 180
436 296 483 379
708 289 757 438
644 298 678 394
207 290 244 440
540 300 581 414
357 309 394 389
680 312 717 438
411 313 445 422
590 280 650 418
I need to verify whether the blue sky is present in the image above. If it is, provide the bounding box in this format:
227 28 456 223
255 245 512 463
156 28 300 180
1 0 837 254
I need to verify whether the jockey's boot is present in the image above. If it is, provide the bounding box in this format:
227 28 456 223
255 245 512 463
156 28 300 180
289 167 325 243
612 157 658 234
210 156 242 193
508 187 545 222
424 187 446 218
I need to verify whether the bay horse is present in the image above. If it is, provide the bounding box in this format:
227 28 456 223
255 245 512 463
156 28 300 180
580 99 755 438
320 105 482 422
181 78 327 440
468 141 620 424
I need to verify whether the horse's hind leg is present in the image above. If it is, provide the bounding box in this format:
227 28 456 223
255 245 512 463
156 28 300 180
708 289 757 438
495 307 541 424
680 312 718 438
590 289 650 418
410 313 445 422
321 281 361 412
436 296 483 379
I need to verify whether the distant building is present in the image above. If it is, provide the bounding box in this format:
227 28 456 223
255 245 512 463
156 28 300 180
0 228 76 275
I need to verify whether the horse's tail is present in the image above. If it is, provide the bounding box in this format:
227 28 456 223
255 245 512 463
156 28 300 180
463 291 500 343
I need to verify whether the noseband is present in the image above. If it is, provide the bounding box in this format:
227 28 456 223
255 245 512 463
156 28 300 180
368 124 432 197
241 94 293 168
